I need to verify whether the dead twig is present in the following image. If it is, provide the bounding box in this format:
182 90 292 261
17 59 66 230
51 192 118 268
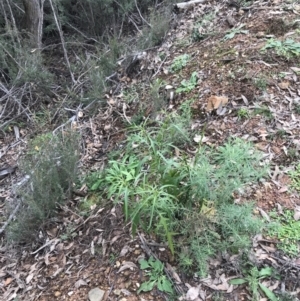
48 0 76 84
151 56 167 79
134 0 152 28
175 0 207 10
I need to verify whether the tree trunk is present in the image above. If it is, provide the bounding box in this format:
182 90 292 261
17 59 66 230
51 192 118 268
22 0 44 49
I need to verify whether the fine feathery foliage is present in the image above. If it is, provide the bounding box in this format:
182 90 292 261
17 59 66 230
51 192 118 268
87 105 268 274
6 131 80 244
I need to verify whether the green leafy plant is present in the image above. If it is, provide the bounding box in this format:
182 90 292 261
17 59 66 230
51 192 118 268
223 24 248 41
176 72 198 93
170 54 190 72
262 38 300 58
88 110 267 274
230 267 278 301
268 209 300 256
138 256 173 294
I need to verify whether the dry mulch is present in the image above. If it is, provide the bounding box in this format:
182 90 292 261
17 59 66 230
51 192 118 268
1 0 300 300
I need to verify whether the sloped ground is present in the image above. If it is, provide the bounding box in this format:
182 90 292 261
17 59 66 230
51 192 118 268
1 0 300 300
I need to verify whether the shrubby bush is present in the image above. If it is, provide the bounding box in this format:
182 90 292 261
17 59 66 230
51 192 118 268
6 131 79 244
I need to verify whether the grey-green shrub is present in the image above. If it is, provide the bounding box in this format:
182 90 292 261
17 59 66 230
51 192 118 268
6 131 79 244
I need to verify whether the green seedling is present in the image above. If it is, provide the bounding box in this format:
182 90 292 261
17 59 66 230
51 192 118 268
138 256 173 294
275 129 287 138
287 147 299 160
176 72 198 93
230 267 278 301
278 72 288 79
254 77 267 91
262 38 300 58
237 108 250 119
253 105 273 120
223 24 248 41
268 209 300 256
294 104 300 114
109 253 117 265
170 54 190 72
289 164 300 192
60 224 78 241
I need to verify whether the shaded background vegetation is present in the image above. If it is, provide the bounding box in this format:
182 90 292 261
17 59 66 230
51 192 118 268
0 0 175 129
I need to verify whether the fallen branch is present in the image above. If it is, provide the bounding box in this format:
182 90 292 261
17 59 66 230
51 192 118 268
175 0 206 10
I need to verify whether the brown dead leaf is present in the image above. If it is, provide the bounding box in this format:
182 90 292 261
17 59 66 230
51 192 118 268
257 207 270 222
26 273 34 284
278 81 290 90
44 253 50 266
255 142 268 151
74 279 88 288
46 227 58 238
119 245 131 257
186 286 200 300
111 235 121 245
117 261 137 273
294 211 300 221
166 263 182 284
193 135 209 143
294 257 300 265
291 67 300 73
278 186 288 193
5 277 13 286
206 96 228 112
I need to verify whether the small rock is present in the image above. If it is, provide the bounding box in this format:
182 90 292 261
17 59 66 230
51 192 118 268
88 288 105 301
54 291 61 297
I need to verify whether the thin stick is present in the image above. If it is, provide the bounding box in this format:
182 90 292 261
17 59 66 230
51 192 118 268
48 0 76 84
134 0 152 28
5 0 21 46
151 56 167 79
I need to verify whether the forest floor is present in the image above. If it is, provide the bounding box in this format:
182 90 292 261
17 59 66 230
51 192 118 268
1 0 300 300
